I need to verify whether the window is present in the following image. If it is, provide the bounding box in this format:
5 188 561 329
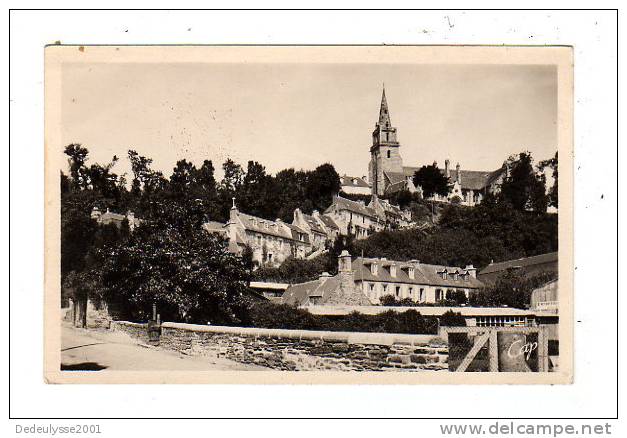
387 150 391 158
267 253 273 262
395 286 401 297
419 288 425 302
435 289 443 301
371 264 378 276
390 265 397 277
408 267 415 279
408 287 413 298
369 283 375 291
383 284 388 293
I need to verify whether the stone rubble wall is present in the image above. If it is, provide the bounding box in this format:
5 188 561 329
112 321 448 372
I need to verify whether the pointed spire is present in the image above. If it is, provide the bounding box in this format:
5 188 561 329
378 84 391 127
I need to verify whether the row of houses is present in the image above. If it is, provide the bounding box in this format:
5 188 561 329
278 250 558 308
203 195 412 268
281 251 483 306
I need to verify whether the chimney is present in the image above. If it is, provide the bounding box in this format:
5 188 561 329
293 208 301 223
456 163 461 183
445 159 450 177
338 250 352 272
318 272 332 283
229 198 239 222
465 265 477 279
90 206 102 220
338 250 355 294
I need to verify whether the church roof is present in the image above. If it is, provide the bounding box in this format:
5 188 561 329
402 166 505 191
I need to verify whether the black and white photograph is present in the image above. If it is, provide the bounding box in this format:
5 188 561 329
44 45 573 383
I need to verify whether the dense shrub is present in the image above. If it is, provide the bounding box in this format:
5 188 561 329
439 310 466 327
245 301 439 335
469 270 557 309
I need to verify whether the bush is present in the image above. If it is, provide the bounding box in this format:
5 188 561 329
439 310 466 327
245 301 438 334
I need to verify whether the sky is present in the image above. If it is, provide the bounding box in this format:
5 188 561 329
61 62 557 180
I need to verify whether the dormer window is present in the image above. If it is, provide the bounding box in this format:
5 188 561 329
408 267 415 279
441 271 448 280
371 263 378 276
390 265 397 277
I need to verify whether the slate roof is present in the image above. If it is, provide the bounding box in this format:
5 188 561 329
402 166 506 191
384 171 407 186
300 213 326 235
284 223 311 244
479 252 558 276
352 257 484 289
325 196 379 219
203 220 227 233
318 214 339 230
281 277 341 306
237 212 293 240
340 175 371 188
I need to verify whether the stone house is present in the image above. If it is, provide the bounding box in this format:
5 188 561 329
369 195 412 228
291 208 330 250
282 252 484 306
323 195 384 239
340 174 371 196
91 206 142 230
204 201 312 268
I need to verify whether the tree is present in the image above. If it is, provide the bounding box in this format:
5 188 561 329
306 163 341 212
64 144 89 190
412 164 451 199
500 152 548 212
94 225 252 324
469 270 557 309
540 152 558 208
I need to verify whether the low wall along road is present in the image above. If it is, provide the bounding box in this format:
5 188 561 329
111 321 449 372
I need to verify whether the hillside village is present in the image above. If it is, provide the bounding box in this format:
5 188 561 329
61 85 560 374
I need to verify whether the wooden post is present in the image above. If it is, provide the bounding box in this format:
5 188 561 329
489 329 499 372
537 327 549 372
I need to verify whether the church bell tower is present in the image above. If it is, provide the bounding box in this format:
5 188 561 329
368 86 403 196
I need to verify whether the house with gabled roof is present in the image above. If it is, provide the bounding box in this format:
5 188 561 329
478 252 558 284
282 251 484 306
323 194 384 239
340 174 371 196
203 200 312 268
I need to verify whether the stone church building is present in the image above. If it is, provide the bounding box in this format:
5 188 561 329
368 87 507 206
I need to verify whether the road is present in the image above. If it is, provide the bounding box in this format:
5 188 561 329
61 323 266 371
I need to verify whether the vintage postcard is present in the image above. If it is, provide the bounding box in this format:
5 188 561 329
44 45 573 384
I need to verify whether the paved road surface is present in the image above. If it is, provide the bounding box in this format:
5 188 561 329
61 323 265 371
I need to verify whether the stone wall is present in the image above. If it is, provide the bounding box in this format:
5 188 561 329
111 321 151 344
112 321 448 371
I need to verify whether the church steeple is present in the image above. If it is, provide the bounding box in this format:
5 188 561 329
378 85 391 127
369 85 403 196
